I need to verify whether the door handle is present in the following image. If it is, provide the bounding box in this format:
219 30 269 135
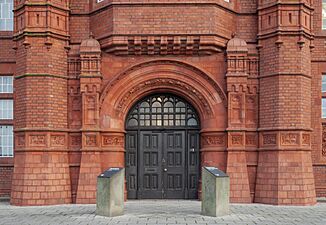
164 168 168 172
190 148 195 152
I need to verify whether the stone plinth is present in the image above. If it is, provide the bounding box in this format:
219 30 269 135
201 167 229 217
96 168 125 217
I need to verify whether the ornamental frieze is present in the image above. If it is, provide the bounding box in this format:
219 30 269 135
102 136 124 147
280 133 299 146
231 135 243 146
262 134 277 146
29 135 46 146
302 134 310 146
50 135 65 147
70 135 82 146
202 135 225 146
17 135 25 147
85 135 97 147
245 134 257 146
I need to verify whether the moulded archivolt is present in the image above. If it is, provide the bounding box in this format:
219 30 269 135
100 59 228 108
117 78 213 116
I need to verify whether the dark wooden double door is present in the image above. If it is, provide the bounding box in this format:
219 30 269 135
126 130 200 199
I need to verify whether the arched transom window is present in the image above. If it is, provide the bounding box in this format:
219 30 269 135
126 94 200 128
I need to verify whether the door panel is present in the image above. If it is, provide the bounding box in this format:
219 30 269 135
163 131 186 199
187 131 200 199
126 132 138 199
139 131 163 198
126 129 199 199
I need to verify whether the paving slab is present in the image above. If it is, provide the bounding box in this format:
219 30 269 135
0 200 325 225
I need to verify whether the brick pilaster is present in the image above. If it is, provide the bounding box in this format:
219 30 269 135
225 37 251 203
76 36 102 204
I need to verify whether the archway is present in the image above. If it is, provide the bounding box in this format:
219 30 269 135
94 59 227 201
125 93 200 199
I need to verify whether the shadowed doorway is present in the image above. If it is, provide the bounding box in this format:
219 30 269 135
125 94 200 199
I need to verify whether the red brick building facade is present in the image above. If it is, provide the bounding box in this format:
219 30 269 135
0 0 326 206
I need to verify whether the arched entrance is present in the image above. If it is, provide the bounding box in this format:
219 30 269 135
125 93 200 199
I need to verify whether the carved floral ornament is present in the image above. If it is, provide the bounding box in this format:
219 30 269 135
262 132 306 147
50 135 65 146
102 135 124 147
302 133 310 146
262 133 277 146
29 135 46 146
17 135 25 146
70 135 82 146
100 60 228 108
231 134 243 146
202 135 225 146
85 135 97 147
245 134 256 146
280 133 299 146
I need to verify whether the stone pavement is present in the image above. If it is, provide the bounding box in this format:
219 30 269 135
0 200 325 225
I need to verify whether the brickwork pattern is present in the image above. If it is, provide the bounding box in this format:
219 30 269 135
10 152 71 205
0 166 13 198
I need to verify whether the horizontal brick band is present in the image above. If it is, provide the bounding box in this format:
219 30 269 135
258 73 312 79
15 73 68 80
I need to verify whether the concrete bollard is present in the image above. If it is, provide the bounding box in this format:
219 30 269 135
96 168 125 217
201 167 230 217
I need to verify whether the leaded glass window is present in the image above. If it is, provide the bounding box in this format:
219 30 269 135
0 0 13 31
0 99 13 119
0 76 13 93
0 125 13 157
322 98 326 118
323 0 326 29
126 94 199 128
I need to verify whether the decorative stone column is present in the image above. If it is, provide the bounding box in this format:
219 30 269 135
76 36 102 204
225 37 251 203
